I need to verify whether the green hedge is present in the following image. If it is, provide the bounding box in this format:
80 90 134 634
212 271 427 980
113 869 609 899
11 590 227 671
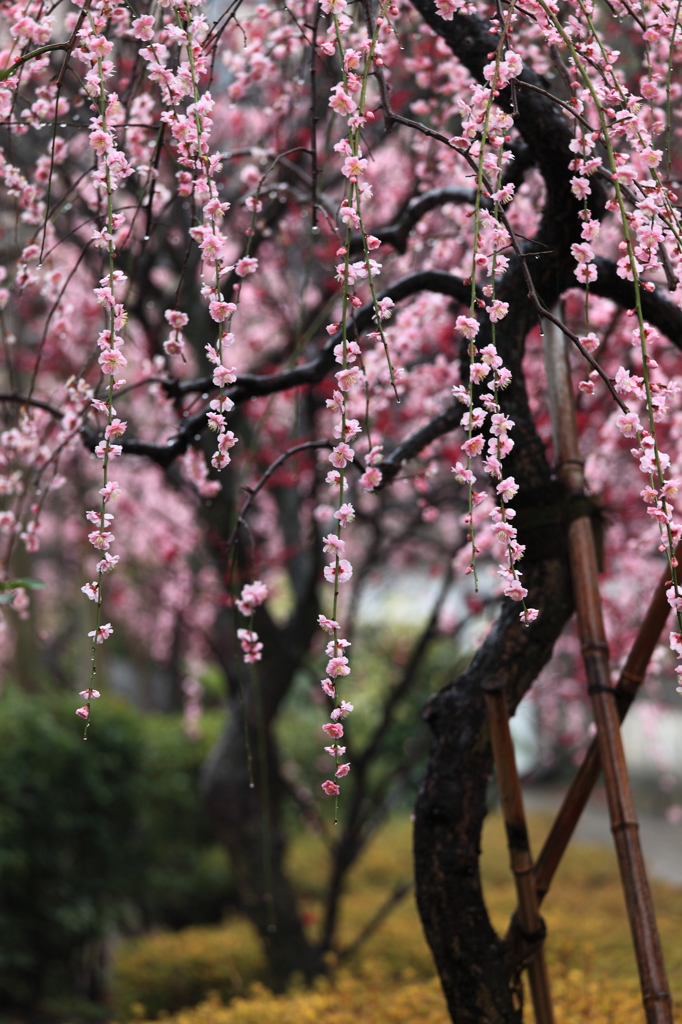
0 690 232 1008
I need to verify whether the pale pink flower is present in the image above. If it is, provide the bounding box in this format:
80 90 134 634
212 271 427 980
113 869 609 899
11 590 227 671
323 534 345 555
336 367 362 391
435 0 463 18
89 129 114 154
325 638 350 656
329 443 355 469
213 365 237 387
493 521 515 543
579 332 600 353
326 655 351 677
321 678 335 698
100 481 121 502
342 155 368 179
452 462 476 485
471 363 491 385
488 300 509 323
318 614 340 633
329 85 357 116
496 477 519 501
616 412 641 437
321 780 340 796
575 264 598 284
75 706 90 720
520 608 539 625
360 467 382 491
79 689 101 699
88 622 114 643
334 503 355 526
503 579 527 601
88 530 114 550
571 242 595 264
209 301 232 322
335 763 351 777
570 177 591 199
218 431 237 452
105 418 127 440
211 451 231 470
340 207 360 230
462 435 484 457
322 722 344 739
81 581 99 601
236 580 268 615
504 50 523 76
324 558 353 584
207 412 226 432
99 349 127 375
96 553 119 573
132 15 155 39
164 332 185 357
456 315 479 340
235 257 258 277
165 309 189 329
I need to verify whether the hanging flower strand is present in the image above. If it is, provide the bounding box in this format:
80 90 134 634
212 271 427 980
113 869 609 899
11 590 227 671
447 4 537 625
317 0 394 814
76 8 132 732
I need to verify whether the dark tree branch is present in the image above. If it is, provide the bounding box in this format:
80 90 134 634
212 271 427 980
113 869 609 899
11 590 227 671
587 257 682 346
0 392 64 418
81 270 473 467
379 403 462 487
351 187 489 255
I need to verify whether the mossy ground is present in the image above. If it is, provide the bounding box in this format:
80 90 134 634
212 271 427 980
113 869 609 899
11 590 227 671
115 809 682 1023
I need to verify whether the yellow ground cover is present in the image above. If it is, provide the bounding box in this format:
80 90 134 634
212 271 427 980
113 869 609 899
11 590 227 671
115 810 682 1023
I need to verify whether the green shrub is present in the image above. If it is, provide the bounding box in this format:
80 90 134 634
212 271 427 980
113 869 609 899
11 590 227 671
114 921 265 1019
0 690 232 1008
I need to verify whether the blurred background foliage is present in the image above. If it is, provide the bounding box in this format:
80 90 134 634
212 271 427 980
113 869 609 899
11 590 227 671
0 690 234 1012
0 623 458 1019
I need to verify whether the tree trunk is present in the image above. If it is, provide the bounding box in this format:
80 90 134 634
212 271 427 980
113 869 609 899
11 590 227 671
413 555 574 1023
202 691 324 987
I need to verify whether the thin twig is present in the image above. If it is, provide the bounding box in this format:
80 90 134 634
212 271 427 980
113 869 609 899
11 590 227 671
337 881 414 962
0 392 64 418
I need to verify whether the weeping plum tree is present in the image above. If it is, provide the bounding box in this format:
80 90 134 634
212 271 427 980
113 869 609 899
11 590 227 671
2 0 682 1016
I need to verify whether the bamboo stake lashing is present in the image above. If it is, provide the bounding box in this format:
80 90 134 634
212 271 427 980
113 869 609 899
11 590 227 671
484 679 555 1024
542 315 672 1024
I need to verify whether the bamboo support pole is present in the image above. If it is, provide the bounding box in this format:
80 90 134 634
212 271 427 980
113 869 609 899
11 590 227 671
484 680 555 1024
533 539 680 904
542 317 672 1024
